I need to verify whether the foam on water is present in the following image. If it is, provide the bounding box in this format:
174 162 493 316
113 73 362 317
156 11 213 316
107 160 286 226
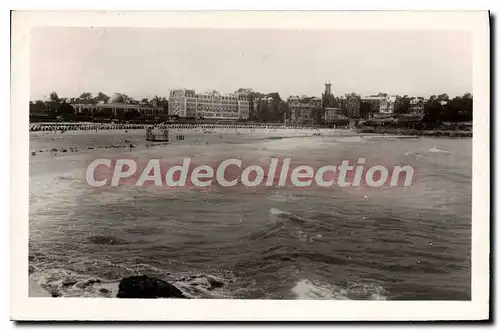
429 146 452 154
269 208 308 223
29 267 113 297
258 136 324 151
29 264 233 298
269 207 289 216
29 278 51 297
267 192 304 203
292 279 387 300
292 279 350 300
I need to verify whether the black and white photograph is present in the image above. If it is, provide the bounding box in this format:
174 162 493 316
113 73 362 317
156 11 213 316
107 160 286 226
10 10 489 321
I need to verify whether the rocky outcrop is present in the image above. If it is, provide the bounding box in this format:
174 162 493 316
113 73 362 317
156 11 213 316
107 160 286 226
117 275 187 299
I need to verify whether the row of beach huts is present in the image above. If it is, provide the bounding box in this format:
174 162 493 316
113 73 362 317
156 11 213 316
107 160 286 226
30 123 323 132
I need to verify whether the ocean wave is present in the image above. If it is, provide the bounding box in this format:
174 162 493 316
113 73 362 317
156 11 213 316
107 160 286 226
292 279 387 300
429 146 452 154
269 208 308 223
267 192 302 203
54 175 77 181
29 267 108 297
86 235 129 245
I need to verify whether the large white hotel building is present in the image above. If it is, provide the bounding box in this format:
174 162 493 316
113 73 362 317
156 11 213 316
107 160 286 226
169 89 250 120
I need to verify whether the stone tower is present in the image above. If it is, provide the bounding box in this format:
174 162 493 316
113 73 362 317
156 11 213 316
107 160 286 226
324 82 332 96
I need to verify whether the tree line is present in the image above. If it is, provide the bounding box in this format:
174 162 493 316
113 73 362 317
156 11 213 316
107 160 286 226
34 91 169 106
30 91 169 122
422 93 473 123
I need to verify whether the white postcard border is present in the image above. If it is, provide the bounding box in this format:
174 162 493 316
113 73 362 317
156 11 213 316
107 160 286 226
10 10 490 321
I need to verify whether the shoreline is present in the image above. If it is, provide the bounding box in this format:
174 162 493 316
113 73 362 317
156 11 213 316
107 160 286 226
28 126 470 157
355 127 472 137
28 128 353 160
29 122 473 138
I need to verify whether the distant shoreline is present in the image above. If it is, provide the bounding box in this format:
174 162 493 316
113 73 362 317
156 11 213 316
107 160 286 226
355 127 472 138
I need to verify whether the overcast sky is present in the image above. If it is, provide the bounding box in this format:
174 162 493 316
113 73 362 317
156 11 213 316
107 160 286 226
30 27 472 101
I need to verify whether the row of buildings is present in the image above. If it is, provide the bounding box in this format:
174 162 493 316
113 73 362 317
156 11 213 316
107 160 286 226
70 89 251 121
288 83 426 125
31 84 427 124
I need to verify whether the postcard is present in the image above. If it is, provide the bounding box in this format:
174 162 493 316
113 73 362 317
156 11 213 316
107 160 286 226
11 10 490 321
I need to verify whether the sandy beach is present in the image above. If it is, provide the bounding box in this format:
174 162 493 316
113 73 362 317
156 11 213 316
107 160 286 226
29 127 354 157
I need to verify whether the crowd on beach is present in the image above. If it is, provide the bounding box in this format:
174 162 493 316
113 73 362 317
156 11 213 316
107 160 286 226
29 123 322 132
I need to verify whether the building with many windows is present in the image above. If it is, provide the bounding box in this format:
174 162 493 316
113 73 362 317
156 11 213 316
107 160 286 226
360 95 396 114
409 98 426 115
168 89 250 120
324 108 345 123
339 94 361 118
381 96 396 114
288 95 322 124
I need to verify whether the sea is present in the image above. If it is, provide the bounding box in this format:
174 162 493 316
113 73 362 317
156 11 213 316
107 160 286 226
29 128 471 300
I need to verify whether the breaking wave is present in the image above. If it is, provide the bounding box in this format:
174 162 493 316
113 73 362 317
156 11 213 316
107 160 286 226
292 279 387 300
29 253 233 298
429 146 452 154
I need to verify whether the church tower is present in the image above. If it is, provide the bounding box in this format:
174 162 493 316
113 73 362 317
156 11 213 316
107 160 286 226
323 81 337 108
324 82 332 96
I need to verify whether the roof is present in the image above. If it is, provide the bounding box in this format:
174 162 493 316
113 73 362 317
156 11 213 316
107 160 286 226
361 95 383 100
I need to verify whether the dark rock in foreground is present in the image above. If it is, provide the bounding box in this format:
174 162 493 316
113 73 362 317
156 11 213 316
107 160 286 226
99 288 110 294
117 275 187 299
205 275 224 289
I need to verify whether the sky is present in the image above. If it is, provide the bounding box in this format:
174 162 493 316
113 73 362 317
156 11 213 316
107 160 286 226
30 27 472 101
